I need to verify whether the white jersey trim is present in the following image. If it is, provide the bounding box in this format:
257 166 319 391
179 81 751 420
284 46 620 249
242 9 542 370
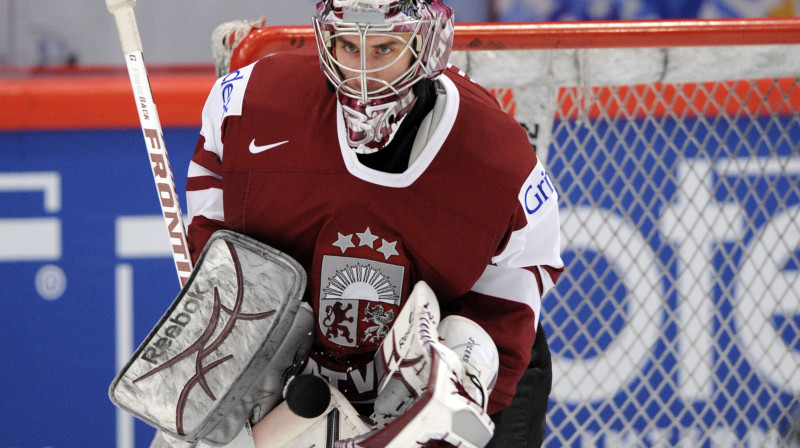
199 63 256 163
336 75 460 188
186 188 224 225
471 264 542 326
189 64 257 227
188 161 222 181
493 159 563 269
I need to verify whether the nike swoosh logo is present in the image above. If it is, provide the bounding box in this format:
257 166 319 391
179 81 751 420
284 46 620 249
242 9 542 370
249 139 289 154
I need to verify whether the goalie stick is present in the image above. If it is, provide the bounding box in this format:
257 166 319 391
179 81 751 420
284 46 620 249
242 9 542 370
106 0 193 286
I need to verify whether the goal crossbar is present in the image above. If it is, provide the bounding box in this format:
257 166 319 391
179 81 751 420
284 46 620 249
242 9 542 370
231 17 800 71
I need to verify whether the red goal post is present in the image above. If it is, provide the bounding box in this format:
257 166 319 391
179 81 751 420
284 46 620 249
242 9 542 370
230 19 800 448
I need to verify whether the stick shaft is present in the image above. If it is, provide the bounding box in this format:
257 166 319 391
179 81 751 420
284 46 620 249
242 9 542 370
108 2 193 286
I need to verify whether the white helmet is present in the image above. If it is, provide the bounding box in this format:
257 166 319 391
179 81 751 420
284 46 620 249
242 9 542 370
313 0 454 153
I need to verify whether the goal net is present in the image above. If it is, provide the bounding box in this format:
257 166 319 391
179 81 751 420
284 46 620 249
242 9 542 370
230 18 800 447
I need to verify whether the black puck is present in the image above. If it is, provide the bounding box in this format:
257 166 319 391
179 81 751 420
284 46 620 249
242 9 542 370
285 374 332 418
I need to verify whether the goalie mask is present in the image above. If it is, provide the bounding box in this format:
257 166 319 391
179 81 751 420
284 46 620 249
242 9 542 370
313 0 454 153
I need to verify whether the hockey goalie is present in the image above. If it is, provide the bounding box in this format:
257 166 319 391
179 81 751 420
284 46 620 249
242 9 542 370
109 0 564 447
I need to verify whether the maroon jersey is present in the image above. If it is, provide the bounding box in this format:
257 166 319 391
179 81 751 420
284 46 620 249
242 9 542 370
186 52 563 414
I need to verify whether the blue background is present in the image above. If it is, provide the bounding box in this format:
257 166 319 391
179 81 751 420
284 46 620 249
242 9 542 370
1 128 197 447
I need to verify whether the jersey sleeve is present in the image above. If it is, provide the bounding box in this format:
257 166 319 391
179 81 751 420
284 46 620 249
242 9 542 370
450 158 564 415
186 64 255 262
186 79 227 262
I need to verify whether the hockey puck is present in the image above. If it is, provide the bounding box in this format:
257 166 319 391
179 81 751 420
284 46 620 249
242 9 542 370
285 374 331 418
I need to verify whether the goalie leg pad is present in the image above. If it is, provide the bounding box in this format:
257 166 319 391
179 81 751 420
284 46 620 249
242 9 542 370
110 230 312 446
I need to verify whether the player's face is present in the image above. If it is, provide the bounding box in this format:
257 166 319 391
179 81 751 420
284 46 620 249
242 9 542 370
333 33 414 94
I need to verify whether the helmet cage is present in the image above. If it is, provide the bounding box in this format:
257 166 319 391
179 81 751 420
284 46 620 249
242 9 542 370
314 19 434 103
312 0 454 152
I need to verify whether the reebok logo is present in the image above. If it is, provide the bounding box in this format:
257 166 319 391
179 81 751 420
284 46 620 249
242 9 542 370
130 240 277 435
249 139 289 154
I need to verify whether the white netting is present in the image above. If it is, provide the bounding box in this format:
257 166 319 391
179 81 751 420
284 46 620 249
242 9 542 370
211 17 266 77
456 44 800 447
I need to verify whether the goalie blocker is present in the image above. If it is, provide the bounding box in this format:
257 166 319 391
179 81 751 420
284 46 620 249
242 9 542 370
110 230 314 446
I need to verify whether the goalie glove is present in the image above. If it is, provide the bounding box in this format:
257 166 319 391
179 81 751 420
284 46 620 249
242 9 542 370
437 315 499 414
336 281 497 448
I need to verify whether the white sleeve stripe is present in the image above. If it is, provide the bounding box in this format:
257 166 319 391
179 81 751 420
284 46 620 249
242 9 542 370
188 161 222 180
538 265 556 297
186 188 224 225
471 264 542 327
